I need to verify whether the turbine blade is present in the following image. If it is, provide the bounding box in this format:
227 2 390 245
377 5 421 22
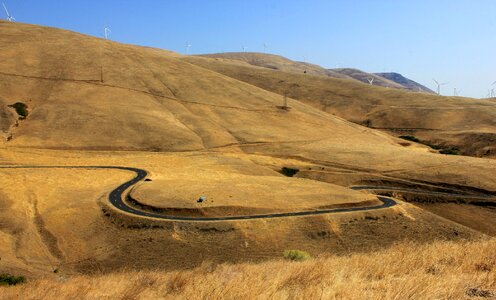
2 2 10 17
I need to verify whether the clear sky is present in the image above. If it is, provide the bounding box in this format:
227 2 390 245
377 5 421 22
3 0 496 98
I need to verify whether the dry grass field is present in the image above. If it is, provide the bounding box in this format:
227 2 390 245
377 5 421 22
2 147 491 279
0 20 495 298
1 239 494 299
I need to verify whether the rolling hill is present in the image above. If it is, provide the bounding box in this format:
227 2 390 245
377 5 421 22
183 55 496 158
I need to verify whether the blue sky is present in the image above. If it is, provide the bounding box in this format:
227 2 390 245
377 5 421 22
3 0 496 98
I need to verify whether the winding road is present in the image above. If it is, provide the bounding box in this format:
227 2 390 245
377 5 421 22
0 165 402 222
2 164 493 222
3 165 494 222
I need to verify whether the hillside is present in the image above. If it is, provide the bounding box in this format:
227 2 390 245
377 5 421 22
183 55 496 158
0 22 396 152
198 52 351 79
199 52 434 93
0 20 496 282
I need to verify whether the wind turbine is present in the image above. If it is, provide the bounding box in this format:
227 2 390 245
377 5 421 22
366 77 375 85
242 44 247 52
433 79 448 95
185 43 192 54
263 43 267 53
2 2 14 22
453 88 461 96
104 26 111 40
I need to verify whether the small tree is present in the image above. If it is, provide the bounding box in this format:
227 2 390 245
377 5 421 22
281 167 299 177
8 102 28 119
0 274 26 286
283 250 312 262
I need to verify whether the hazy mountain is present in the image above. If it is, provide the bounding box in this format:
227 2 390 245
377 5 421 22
375 72 435 93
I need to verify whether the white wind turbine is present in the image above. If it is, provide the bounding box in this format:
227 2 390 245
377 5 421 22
433 79 448 95
263 43 267 53
2 2 14 22
185 43 192 54
453 88 461 96
104 26 111 40
366 77 375 85
485 82 496 98
242 44 247 52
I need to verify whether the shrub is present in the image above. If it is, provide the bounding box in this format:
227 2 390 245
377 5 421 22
439 148 459 155
399 135 420 143
8 102 28 119
0 274 26 286
283 250 312 262
424 143 443 150
362 119 372 127
281 167 299 177
399 136 456 152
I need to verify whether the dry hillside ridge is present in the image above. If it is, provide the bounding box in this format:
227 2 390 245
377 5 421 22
199 52 435 93
199 52 352 79
184 55 496 158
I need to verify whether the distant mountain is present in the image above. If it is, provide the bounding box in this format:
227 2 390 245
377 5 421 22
375 72 435 94
330 68 405 89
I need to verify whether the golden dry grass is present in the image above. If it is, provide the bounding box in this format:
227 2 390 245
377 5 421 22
1 21 496 290
1 239 494 299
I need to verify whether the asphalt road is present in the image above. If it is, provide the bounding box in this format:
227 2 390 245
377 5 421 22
0 165 398 222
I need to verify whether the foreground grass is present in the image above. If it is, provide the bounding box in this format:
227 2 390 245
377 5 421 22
1 239 494 299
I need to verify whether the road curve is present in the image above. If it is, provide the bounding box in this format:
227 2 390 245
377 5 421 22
0 165 398 222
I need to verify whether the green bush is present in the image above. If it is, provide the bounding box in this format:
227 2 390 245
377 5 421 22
283 250 312 261
399 136 456 152
424 143 443 150
399 135 420 143
439 147 459 155
8 102 28 119
0 274 26 286
281 167 299 177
